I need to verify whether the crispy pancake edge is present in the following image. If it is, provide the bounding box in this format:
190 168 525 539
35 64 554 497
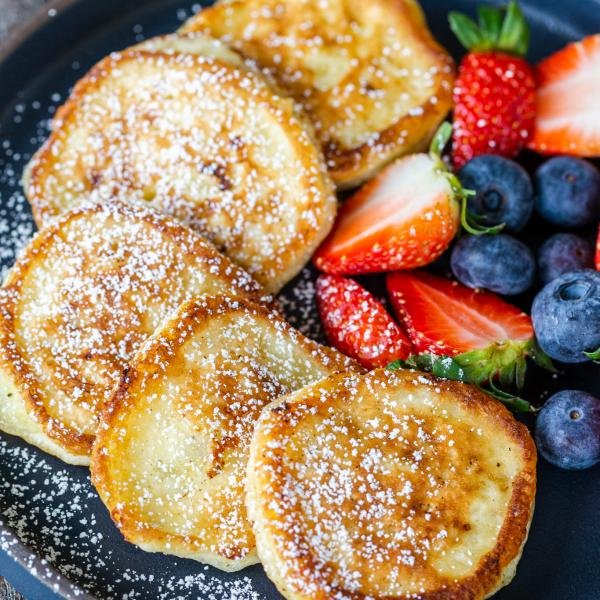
246 368 537 600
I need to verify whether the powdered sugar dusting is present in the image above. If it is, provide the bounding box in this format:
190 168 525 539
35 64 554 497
93 296 355 572
0 4 320 599
0 199 263 455
249 369 525 597
26 37 334 292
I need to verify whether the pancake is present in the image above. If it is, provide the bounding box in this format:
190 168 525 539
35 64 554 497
0 199 264 465
91 296 359 571
247 368 537 599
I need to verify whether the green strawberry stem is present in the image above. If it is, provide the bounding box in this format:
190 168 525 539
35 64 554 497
387 340 554 414
429 122 505 235
449 1 529 56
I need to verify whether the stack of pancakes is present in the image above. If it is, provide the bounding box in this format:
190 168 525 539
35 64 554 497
0 1 536 598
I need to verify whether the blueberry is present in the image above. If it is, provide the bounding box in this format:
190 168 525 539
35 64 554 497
535 390 600 470
451 234 535 295
458 155 533 231
535 156 600 228
538 233 594 285
531 269 600 363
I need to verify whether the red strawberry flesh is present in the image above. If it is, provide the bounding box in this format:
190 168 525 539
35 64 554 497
313 154 458 275
316 274 412 369
386 270 533 356
452 52 536 168
530 34 600 156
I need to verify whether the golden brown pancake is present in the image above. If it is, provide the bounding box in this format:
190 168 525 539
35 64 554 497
23 34 336 293
181 0 455 187
0 199 264 465
91 296 359 571
247 368 537 599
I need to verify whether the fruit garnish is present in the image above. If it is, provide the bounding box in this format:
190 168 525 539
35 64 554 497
458 155 533 232
534 157 600 228
449 1 536 167
529 34 600 156
386 270 551 388
388 353 535 413
532 269 600 363
313 124 496 277
315 274 412 369
538 233 594 285
535 390 600 470
451 233 535 295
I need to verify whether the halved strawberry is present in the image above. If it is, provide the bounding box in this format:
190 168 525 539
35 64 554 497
386 270 544 387
313 124 487 276
529 34 600 156
316 274 412 369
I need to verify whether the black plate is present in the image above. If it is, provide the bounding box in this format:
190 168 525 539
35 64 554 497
0 1 599 598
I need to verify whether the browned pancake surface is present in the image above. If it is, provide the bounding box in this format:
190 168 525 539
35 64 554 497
24 36 336 292
247 369 536 599
91 296 359 570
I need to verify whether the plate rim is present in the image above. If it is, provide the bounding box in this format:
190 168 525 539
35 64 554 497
0 0 79 65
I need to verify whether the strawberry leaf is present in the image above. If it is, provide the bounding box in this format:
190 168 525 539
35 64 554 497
450 1 529 56
458 188 505 235
387 353 535 413
497 1 530 56
487 380 536 413
429 121 453 157
448 12 484 51
477 6 503 44
529 339 556 372
428 123 504 235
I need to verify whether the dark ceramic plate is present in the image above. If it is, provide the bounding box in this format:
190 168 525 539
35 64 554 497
0 1 599 598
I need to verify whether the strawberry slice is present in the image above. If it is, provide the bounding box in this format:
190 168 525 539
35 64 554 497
313 124 480 276
386 270 540 386
316 274 412 369
529 34 600 156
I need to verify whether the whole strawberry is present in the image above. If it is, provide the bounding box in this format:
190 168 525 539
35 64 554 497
449 1 536 168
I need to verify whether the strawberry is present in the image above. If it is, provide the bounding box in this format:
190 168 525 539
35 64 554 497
315 274 412 369
313 124 489 276
529 34 600 156
386 270 549 387
449 1 536 167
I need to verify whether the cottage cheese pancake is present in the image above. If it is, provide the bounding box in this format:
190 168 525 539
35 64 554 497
91 296 359 571
0 200 264 465
181 0 455 187
247 368 536 599
23 34 336 293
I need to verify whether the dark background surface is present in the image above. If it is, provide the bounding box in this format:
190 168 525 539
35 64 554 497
0 1 599 599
